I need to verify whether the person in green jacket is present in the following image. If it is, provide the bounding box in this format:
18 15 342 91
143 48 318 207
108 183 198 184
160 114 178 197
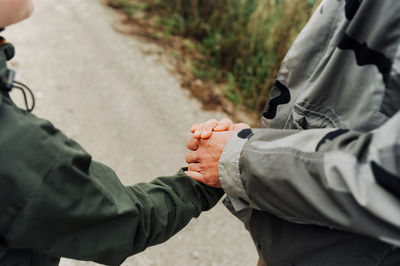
0 1 223 265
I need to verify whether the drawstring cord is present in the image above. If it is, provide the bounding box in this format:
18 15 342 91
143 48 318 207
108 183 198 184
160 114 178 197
12 80 36 112
0 31 36 112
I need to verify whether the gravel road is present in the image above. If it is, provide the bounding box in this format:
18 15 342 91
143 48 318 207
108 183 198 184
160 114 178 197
5 0 258 265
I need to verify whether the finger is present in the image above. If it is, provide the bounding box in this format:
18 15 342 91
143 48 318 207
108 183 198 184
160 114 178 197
185 151 199 164
190 123 201 133
214 118 233 131
188 163 202 172
201 119 219 139
233 123 251 131
186 137 199 151
184 171 204 182
193 123 204 139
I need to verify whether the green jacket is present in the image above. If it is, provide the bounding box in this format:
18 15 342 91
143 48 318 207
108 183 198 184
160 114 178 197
0 91 223 266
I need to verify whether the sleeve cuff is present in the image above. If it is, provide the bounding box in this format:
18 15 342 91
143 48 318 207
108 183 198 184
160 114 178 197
218 129 255 211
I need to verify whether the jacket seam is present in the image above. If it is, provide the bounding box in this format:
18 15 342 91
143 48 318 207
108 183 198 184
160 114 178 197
293 103 340 128
380 42 400 116
298 101 341 122
375 247 393 266
246 146 325 162
281 2 345 129
5 147 63 239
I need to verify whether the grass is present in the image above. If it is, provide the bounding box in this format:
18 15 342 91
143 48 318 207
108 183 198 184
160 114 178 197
111 0 320 114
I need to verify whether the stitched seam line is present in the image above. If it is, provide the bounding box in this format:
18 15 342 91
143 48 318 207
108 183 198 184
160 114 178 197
297 101 342 123
282 2 345 128
247 146 325 162
376 247 392 266
5 147 63 238
380 42 400 115
294 103 339 127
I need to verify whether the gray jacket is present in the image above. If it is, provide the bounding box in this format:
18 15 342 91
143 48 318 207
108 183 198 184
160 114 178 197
219 0 400 250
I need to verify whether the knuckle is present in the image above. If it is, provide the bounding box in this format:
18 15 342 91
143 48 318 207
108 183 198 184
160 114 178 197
206 119 218 126
185 153 194 163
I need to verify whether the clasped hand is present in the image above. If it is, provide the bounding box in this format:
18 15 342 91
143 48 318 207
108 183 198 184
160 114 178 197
185 118 250 188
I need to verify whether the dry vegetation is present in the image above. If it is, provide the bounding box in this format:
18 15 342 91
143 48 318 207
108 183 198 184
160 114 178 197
108 0 320 121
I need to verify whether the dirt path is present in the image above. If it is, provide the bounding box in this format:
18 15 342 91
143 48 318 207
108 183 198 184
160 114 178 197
5 0 258 265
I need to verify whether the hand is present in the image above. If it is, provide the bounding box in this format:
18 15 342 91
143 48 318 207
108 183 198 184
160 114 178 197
185 131 235 188
190 118 250 139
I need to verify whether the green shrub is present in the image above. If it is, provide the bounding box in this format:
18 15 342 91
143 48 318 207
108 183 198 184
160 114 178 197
119 0 320 112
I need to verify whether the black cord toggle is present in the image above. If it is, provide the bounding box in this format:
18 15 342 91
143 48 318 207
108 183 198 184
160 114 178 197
2 68 15 91
0 37 14 61
12 80 36 112
0 32 35 112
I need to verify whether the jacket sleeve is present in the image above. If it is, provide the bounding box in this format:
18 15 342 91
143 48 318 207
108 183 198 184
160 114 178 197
219 111 400 246
1 104 223 265
6 156 223 266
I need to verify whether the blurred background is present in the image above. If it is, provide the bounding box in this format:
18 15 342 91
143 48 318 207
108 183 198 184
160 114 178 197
108 0 320 121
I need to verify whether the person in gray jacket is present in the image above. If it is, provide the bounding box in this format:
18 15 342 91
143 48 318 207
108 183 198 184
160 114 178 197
186 0 400 265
